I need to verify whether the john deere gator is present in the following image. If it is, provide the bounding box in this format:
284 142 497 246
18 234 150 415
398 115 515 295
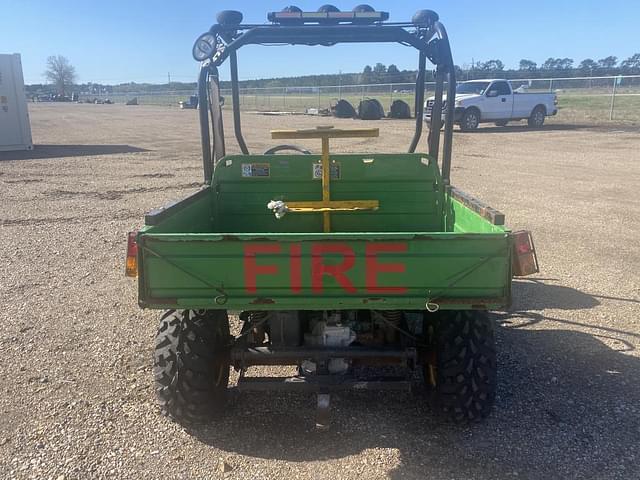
125 6 539 428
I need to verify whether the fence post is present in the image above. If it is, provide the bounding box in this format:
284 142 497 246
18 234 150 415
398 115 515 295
317 86 321 109
283 87 286 109
389 84 393 110
609 76 618 121
361 85 365 102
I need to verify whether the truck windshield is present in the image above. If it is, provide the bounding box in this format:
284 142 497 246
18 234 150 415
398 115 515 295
456 81 490 95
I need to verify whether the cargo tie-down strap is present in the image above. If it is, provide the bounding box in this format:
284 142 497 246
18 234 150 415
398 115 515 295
267 126 380 232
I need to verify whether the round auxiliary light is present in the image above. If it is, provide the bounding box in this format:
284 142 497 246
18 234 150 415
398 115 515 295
282 5 302 13
353 4 375 12
412 9 439 26
192 32 217 62
318 4 340 12
216 10 243 26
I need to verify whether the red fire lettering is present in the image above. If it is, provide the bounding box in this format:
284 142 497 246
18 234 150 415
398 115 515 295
311 243 356 294
244 244 281 293
365 243 408 294
290 243 302 294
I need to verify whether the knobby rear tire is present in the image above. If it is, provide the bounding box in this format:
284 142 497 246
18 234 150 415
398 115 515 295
153 309 230 424
427 310 497 422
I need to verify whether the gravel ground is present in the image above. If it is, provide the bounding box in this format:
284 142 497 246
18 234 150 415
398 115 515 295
0 103 639 480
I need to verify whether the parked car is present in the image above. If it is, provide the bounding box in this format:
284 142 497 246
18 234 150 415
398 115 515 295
425 79 558 131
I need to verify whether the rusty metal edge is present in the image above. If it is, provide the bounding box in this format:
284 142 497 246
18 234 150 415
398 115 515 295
449 186 506 225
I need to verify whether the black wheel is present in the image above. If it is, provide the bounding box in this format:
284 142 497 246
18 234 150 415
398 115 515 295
494 120 509 127
154 309 230 424
459 108 480 132
425 310 497 422
216 10 243 25
528 105 546 128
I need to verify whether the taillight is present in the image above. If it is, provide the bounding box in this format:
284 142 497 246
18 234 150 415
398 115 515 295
125 231 138 277
512 231 539 276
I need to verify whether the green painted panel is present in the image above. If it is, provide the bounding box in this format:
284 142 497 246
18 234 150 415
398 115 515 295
139 232 511 310
212 153 443 233
138 153 513 311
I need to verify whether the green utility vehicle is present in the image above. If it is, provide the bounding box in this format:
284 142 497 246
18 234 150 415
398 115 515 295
126 6 539 427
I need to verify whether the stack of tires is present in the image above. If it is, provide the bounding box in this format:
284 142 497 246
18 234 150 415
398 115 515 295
358 98 385 120
332 99 357 118
388 99 411 119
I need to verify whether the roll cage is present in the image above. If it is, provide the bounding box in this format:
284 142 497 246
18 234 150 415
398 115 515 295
194 11 456 185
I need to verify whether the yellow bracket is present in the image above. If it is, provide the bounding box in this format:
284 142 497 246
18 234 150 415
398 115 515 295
270 126 380 232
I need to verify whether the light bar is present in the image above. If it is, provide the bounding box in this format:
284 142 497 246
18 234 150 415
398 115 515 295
268 10 389 23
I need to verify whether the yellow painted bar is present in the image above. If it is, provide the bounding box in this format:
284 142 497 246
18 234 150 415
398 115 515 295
321 136 331 232
286 200 380 212
271 127 379 140
269 126 381 232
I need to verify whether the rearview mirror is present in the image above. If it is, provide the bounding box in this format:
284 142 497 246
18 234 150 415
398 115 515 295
487 90 498 98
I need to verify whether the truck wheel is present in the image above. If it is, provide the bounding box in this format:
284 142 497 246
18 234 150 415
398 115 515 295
426 310 497 422
495 120 509 127
459 109 480 132
528 106 546 128
154 309 230 424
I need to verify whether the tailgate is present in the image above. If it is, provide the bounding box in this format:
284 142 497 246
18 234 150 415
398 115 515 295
138 232 512 310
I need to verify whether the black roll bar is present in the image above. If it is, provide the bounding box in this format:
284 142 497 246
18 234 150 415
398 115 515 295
196 17 456 184
197 65 212 183
229 51 249 155
408 51 427 154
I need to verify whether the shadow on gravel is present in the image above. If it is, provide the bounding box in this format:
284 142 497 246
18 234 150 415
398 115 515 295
509 279 640 341
0 144 149 161
188 281 640 478
512 278 601 310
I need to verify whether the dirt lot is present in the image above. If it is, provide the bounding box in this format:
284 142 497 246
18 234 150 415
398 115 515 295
1 103 639 480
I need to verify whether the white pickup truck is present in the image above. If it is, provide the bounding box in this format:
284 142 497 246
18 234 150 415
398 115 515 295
425 79 558 131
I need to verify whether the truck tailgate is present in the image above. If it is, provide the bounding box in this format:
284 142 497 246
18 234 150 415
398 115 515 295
138 232 512 310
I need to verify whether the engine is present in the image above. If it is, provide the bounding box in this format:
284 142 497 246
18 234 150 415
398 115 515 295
241 309 422 375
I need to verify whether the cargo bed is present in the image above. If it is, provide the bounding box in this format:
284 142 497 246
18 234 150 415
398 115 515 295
136 153 512 310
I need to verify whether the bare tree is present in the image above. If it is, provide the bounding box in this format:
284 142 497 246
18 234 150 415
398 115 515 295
44 55 76 97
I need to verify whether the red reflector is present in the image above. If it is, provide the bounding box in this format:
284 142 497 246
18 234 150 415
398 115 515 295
512 231 539 276
126 231 138 277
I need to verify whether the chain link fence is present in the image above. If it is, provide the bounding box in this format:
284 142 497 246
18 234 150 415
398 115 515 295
81 75 640 123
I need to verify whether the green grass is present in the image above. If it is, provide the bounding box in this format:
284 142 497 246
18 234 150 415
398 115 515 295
555 94 640 124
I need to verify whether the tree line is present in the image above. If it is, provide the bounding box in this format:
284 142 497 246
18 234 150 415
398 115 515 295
30 52 640 98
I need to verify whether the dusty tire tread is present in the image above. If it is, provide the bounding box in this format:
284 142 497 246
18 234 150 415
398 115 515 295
430 310 497 422
153 309 230 425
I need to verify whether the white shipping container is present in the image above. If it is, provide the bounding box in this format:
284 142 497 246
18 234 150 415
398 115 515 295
0 53 33 151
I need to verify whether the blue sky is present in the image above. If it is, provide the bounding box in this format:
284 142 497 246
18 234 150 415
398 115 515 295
1 0 637 84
